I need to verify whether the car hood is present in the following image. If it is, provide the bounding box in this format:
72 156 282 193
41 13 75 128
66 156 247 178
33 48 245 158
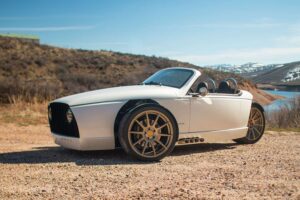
53 85 180 106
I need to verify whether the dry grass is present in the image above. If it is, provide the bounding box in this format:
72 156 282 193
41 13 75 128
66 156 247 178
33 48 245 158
0 98 48 126
266 96 300 131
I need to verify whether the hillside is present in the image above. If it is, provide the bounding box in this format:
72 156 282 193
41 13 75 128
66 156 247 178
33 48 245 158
207 62 300 84
0 37 277 105
252 61 300 84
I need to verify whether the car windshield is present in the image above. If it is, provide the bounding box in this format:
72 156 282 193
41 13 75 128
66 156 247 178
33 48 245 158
143 68 194 88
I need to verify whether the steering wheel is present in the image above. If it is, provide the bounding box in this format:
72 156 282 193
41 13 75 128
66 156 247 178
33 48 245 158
206 78 217 93
225 78 238 93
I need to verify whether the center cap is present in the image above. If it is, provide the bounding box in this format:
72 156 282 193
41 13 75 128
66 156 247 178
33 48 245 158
146 130 154 138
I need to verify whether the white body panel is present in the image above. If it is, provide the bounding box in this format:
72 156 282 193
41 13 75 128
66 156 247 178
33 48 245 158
51 67 253 150
54 85 180 106
190 94 252 132
155 91 252 143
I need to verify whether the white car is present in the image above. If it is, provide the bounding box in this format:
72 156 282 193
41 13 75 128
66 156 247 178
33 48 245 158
48 67 265 161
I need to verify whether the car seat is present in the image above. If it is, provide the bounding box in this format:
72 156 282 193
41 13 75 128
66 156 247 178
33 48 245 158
218 81 233 93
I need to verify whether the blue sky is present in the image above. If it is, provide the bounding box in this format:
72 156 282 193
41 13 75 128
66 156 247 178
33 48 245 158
0 0 300 65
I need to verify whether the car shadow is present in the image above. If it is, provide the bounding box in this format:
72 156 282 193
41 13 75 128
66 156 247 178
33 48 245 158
0 143 238 165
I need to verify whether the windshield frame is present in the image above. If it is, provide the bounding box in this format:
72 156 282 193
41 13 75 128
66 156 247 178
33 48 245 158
143 68 195 89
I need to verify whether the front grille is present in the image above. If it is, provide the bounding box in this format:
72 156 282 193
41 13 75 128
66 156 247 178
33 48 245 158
48 102 80 138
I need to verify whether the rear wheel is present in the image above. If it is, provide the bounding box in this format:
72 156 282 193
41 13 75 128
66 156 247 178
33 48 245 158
235 104 265 144
118 104 178 161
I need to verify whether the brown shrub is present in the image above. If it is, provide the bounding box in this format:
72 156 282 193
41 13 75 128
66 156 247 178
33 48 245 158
0 77 60 103
34 58 45 67
266 96 300 129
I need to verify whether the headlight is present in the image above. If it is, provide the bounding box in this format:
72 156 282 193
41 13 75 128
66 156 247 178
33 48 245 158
48 107 52 121
66 109 73 123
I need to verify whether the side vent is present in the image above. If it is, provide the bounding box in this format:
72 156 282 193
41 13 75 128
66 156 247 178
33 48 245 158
177 137 204 144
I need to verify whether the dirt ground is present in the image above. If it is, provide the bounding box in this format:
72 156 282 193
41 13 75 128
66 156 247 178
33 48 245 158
0 124 299 200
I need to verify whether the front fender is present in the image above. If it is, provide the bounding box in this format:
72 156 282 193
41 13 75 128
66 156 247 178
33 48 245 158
70 101 126 149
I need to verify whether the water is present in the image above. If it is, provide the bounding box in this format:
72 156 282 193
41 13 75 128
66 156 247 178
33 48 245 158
263 90 300 112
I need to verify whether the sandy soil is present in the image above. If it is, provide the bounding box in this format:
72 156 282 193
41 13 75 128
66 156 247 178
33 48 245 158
0 124 299 200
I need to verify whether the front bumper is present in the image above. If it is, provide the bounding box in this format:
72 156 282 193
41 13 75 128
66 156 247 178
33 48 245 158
49 101 126 151
52 133 115 151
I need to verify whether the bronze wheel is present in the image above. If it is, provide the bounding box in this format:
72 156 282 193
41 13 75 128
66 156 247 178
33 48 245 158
235 104 265 144
118 104 178 161
128 110 174 158
246 107 264 141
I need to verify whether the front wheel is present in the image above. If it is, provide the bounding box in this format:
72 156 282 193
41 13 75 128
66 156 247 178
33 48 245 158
235 104 265 144
118 104 178 161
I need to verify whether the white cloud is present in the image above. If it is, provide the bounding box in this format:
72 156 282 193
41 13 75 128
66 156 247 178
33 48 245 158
170 47 300 65
186 22 282 29
0 25 96 32
275 36 300 45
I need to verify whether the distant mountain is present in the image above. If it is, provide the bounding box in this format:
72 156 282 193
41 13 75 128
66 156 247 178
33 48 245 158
206 61 300 84
252 61 300 84
206 62 283 77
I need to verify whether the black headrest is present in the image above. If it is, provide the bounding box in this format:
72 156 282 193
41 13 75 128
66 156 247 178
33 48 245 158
218 81 231 93
197 81 208 92
219 81 229 88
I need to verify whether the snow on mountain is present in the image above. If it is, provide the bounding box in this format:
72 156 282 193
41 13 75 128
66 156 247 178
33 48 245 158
205 62 283 75
281 66 300 82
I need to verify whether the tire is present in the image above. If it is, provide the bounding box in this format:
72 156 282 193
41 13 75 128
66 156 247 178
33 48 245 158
235 104 265 144
118 104 178 161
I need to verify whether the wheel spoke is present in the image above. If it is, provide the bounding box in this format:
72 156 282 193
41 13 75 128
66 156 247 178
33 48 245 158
253 127 261 139
155 139 167 149
251 129 255 140
253 125 262 131
159 134 171 137
253 117 264 127
253 115 261 121
153 114 160 126
253 119 262 124
133 138 144 146
252 110 258 120
157 122 168 130
142 141 148 155
130 131 144 135
145 112 150 127
135 120 145 129
151 142 156 156
247 129 253 140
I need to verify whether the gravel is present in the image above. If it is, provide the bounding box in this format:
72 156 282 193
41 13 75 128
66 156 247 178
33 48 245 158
0 124 299 199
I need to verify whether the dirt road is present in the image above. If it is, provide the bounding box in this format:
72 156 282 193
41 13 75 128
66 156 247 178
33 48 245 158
0 124 299 199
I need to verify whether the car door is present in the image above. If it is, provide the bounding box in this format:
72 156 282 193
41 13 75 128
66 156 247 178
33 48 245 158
189 94 242 132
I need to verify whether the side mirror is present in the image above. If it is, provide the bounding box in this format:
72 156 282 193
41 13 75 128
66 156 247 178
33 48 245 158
199 87 208 97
